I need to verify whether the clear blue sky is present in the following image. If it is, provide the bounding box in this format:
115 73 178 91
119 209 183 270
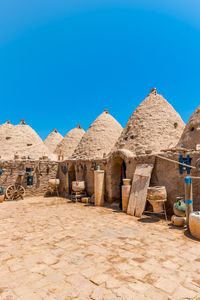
0 0 200 139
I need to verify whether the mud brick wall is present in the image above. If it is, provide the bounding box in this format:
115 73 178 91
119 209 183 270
0 160 59 197
59 159 107 197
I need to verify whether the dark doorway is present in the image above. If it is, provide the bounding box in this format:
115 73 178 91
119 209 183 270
68 165 76 195
111 157 126 209
120 161 126 209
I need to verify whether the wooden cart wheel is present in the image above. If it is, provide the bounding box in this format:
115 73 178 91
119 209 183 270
6 184 25 200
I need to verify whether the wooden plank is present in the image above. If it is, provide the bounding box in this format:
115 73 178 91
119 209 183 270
127 164 154 217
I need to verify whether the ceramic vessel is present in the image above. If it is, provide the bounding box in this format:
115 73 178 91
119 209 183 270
122 185 131 212
173 197 186 217
171 215 186 227
123 179 131 185
72 181 85 192
189 212 200 239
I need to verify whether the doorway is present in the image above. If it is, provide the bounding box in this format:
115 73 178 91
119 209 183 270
68 164 76 195
111 157 126 209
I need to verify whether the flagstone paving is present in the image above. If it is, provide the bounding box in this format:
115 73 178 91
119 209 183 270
0 197 200 299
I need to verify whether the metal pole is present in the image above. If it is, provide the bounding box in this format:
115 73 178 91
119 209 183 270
184 176 193 228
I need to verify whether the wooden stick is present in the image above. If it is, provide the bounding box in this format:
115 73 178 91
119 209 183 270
184 176 193 228
156 155 196 170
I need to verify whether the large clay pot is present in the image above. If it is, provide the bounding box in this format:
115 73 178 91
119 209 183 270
147 186 167 213
173 197 186 217
123 179 131 186
0 195 4 203
94 170 105 206
189 212 200 239
48 179 60 187
147 186 167 200
171 215 186 227
122 185 131 212
72 181 85 192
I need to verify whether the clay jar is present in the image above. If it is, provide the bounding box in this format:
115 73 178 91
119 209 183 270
189 212 200 239
173 197 186 217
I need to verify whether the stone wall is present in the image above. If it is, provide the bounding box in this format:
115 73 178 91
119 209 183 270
0 159 58 197
59 159 107 197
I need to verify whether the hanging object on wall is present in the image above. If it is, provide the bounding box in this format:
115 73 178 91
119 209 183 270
27 176 34 186
179 155 192 174
62 166 67 174
195 158 200 171
0 169 3 176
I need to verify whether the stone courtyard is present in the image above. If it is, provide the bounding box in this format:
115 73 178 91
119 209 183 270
0 197 200 300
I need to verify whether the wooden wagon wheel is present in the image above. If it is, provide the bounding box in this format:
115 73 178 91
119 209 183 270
6 184 25 201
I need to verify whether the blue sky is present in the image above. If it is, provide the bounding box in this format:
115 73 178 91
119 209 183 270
0 0 200 139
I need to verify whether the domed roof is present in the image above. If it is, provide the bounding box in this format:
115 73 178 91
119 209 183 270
114 89 185 154
54 124 85 159
177 106 200 151
71 110 123 160
0 120 53 159
44 129 63 153
0 121 14 158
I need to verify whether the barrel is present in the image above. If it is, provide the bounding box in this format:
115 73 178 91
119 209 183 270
189 212 200 239
94 170 105 206
122 185 131 212
72 181 85 192
147 186 167 200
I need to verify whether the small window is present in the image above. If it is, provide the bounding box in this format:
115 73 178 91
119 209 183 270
130 135 134 140
6 137 11 140
27 143 32 147
191 127 195 132
124 137 128 141
174 122 178 129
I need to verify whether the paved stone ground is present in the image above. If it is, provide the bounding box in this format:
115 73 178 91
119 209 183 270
0 197 200 300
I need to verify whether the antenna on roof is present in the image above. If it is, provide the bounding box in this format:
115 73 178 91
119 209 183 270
53 128 58 133
150 88 157 95
77 124 82 129
104 109 108 114
20 119 26 125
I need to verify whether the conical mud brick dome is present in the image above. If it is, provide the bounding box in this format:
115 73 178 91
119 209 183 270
177 106 200 151
71 110 123 160
0 120 14 158
54 125 85 159
0 120 53 159
115 89 185 154
44 129 63 153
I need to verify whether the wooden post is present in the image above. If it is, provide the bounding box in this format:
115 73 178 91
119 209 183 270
184 176 193 228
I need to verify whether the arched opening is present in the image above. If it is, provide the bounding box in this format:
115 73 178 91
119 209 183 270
111 157 126 209
68 164 76 195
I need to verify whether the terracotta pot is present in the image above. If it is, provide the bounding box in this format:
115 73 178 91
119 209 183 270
122 185 131 212
0 195 4 203
81 197 90 204
94 171 105 206
148 199 166 213
123 179 131 185
72 181 85 192
171 215 186 227
147 186 167 200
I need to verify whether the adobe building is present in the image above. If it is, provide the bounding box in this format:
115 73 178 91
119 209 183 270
106 88 186 210
59 110 123 196
54 125 85 160
44 129 63 153
0 120 58 197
